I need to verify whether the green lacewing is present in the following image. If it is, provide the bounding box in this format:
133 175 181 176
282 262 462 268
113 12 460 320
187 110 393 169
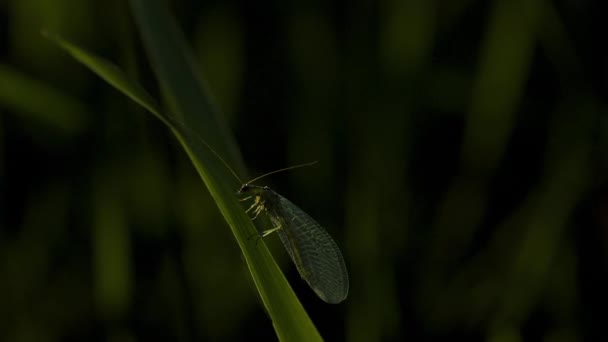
237 166 349 304
173 120 349 303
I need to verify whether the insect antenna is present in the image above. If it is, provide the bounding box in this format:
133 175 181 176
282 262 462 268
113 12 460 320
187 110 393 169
162 114 317 188
244 161 318 185
165 115 244 184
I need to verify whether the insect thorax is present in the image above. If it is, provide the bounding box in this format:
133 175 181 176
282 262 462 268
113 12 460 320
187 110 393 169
242 186 283 221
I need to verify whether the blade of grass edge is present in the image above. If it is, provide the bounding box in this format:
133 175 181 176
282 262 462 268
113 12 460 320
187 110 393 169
130 0 244 177
43 33 324 342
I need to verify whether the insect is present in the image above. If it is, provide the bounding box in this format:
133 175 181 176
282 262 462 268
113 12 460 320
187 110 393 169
237 165 349 304
170 119 349 303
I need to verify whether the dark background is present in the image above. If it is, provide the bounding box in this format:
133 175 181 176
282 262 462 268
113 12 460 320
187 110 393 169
1 0 607 341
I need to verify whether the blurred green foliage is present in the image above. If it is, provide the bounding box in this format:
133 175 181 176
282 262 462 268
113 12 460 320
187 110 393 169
1 0 606 341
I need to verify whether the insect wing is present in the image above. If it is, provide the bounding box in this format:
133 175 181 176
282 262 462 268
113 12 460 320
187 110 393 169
272 194 349 304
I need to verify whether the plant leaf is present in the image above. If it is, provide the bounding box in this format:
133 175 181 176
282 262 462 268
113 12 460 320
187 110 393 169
44 8 324 341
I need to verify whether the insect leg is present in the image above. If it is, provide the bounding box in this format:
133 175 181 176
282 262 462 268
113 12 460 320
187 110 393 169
261 225 282 237
245 202 258 213
245 196 262 213
251 207 263 220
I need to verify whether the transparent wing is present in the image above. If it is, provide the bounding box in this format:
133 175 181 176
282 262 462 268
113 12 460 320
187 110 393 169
269 194 349 304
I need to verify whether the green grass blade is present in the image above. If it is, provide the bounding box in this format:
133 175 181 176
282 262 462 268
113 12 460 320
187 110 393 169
129 0 243 175
44 21 324 342
41 31 168 127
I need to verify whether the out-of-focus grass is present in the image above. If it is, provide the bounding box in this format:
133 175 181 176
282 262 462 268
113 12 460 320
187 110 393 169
0 63 87 136
0 0 604 340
